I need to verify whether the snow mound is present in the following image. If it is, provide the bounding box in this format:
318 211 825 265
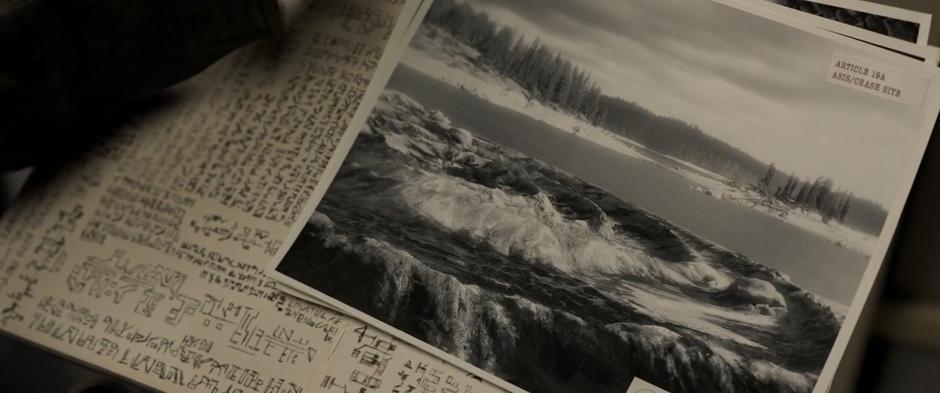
719 278 787 315
397 172 651 275
280 83 843 393
308 211 335 228
748 361 816 393
661 261 732 289
368 91 734 288
634 324 683 344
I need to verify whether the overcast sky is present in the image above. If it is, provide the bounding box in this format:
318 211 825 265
467 0 927 205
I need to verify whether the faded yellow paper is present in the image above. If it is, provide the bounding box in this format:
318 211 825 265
0 0 419 391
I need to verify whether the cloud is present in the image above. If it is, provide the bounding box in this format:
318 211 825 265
467 0 926 204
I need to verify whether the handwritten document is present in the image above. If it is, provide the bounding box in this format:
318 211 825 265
315 322 506 393
0 0 439 391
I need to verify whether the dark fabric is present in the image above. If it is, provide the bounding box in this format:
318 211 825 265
0 0 279 170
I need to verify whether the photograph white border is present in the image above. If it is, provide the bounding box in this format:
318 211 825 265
812 0 933 46
267 1 940 392
922 47 939 65
809 0 932 46
751 0 933 59
697 4 940 391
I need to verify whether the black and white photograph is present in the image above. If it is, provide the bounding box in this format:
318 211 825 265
755 0 939 63
771 0 925 43
274 0 937 392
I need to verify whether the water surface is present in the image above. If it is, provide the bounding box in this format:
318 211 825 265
387 65 869 305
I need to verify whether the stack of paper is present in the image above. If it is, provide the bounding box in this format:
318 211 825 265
2 1 938 393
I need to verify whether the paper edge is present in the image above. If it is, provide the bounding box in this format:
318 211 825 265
266 1 940 392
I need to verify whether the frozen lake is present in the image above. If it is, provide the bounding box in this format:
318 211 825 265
388 65 869 305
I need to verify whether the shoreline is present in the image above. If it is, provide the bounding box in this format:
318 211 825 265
402 25 877 259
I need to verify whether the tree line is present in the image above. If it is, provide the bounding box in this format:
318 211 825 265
760 164 851 223
599 95 769 184
420 0 888 235
424 0 607 125
599 96 886 233
761 164 886 232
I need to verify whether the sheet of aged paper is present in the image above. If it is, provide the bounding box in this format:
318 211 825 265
0 0 421 392
272 0 435 310
314 320 508 393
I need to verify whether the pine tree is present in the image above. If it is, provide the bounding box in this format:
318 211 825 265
759 163 776 192
507 35 528 76
544 54 564 104
794 183 809 206
485 26 514 69
814 177 834 212
554 62 573 106
594 103 608 126
425 0 455 24
568 68 587 111
784 173 798 200
803 177 823 206
839 196 851 222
